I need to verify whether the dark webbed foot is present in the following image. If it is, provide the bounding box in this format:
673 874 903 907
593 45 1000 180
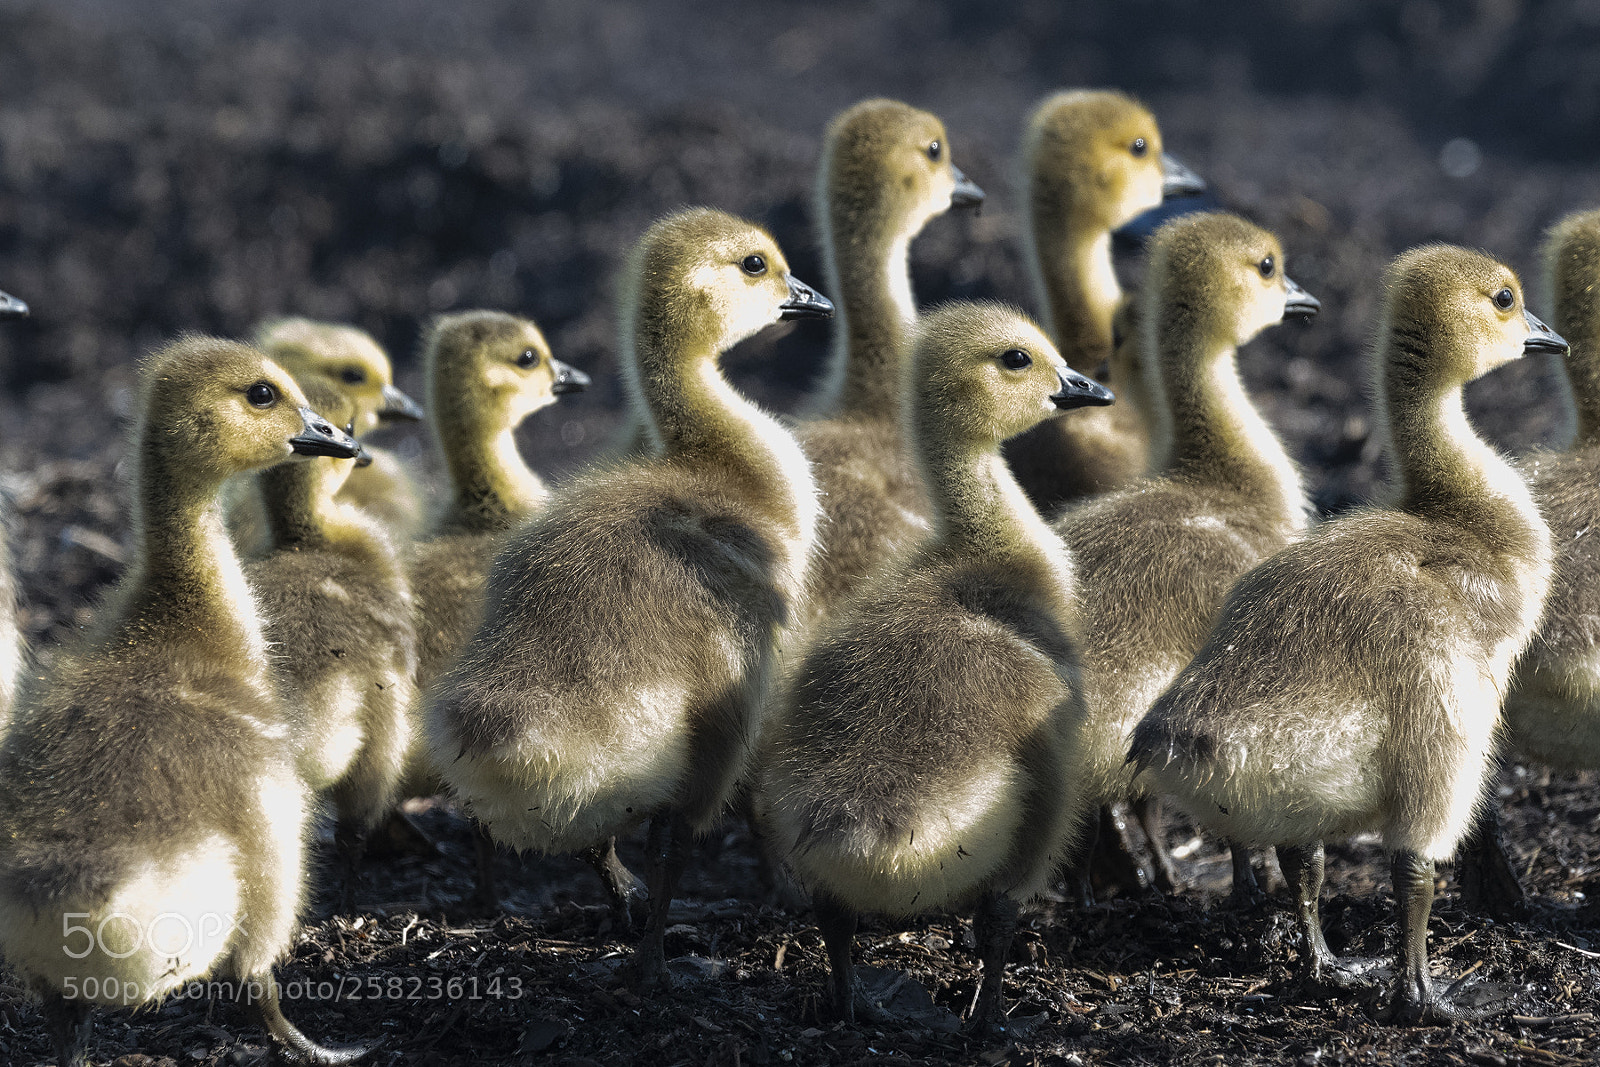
964 892 1021 1037
1275 841 1383 993
1383 848 1492 1024
254 972 378 1064
580 836 648 933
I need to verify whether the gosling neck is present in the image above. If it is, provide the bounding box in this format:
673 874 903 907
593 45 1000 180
1386 370 1544 552
258 459 379 558
104 452 268 667
1556 341 1600 449
813 201 918 421
631 321 814 553
439 412 549 534
1027 214 1118 373
1155 332 1305 526
920 433 1069 572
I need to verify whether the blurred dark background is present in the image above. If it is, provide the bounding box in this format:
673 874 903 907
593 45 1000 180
1 0 1599 644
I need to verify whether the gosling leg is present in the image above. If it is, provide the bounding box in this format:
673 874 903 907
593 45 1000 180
333 819 369 914
253 971 376 1065
1457 805 1526 917
812 889 861 1023
1060 804 1101 907
40 989 93 1067
966 891 1021 1036
470 821 500 911
1387 849 1479 1022
1277 841 1379 990
1133 795 1181 893
579 836 648 932
1230 842 1266 906
633 810 688 989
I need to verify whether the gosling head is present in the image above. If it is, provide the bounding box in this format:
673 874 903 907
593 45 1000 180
912 302 1113 448
1145 211 1320 355
624 208 833 359
135 335 360 485
819 98 984 240
0 288 28 319
1379 245 1566 395
423 309 588 436
1024 89 1204 234
253 317 424 433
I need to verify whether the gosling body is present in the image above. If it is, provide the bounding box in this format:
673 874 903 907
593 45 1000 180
1130 245 1560 1020
429 210 830 980
0 338 364 1064
244 381 418 880
1057 213 1316 894
759 303 1108 1029
789 98 983 634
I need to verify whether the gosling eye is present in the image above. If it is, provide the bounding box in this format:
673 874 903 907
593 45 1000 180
516 348 539 368
1131 137 1148 158
999 349 1032 371
1258 255 1275 279
340 367 367 385
1493 287 1516 311
741 254 767 276
246 382 277 409
927 140 942 162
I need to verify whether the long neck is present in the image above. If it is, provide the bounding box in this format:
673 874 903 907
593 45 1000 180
1159 339 1305 525
103 456 268 668
1029 214 1118 373
1556 344 1600 449
637 330 816 554
921 437 1073 580
442 420 548 533
259 459 390 564
1389 382 1544 549
813 207 917 421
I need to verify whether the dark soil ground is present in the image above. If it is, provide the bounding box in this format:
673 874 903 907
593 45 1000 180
2 1 1600 1064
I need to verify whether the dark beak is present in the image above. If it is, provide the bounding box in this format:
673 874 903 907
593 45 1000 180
1161 153 1206 198
377 383 425 422
0 288 28 320
1051 368 1115 410
1523 308 1569 355
779 274 834 321
1283 276 1322 321
552 358 591 395
950 166 986 210
290 407 361 459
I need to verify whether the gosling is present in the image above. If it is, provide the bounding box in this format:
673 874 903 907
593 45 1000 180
791 98 984 634
1459 207 1600 912
1005 89 1206 516
758 302 1109 1032
244 379 418 907
1058 212 1317 899
0 337 367 1065
428 209 831 985
1130 245 1561 1022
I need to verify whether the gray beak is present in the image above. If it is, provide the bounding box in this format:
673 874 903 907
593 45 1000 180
1161 152 1206 198
950 165 986 210
0 288 28 320
1050 368 1115 410
1283 276 1322 321
1523 308 1569 355
779 274 835 320
552 358 591 395
289 407 361 459
378 383 425 422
